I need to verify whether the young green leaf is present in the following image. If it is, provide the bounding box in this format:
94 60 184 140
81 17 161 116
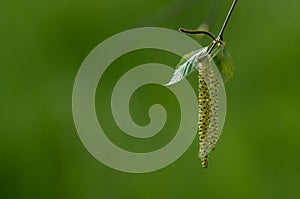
213 45 234 82
165 47 208 86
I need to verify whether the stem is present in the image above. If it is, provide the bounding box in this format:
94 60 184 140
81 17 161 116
207 41 216 55
207 0 238 54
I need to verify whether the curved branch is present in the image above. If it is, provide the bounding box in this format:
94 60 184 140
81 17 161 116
179 28 216 40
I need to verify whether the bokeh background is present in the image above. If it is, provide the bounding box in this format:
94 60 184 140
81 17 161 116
1 0 300 198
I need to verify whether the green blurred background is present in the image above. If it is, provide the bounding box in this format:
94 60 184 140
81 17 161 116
1 0 300 198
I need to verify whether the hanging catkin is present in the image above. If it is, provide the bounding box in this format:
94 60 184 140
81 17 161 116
198 61 219 168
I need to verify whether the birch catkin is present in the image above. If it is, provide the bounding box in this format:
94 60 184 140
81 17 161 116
198 62 219 168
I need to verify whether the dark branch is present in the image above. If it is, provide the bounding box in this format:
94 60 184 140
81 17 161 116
218 0 238 40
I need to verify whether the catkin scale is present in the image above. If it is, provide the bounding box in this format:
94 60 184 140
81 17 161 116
198 61 219 169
